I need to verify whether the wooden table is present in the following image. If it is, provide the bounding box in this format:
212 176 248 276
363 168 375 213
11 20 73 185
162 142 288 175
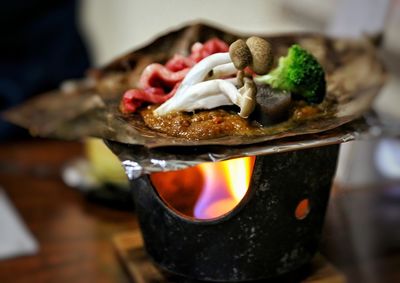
0 139 137 283
0 139 399 283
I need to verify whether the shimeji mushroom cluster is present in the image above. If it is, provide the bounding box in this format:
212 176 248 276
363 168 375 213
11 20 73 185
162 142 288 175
154 37 273 118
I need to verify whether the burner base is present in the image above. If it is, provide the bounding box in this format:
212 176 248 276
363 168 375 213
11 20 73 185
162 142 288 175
113 231 345 283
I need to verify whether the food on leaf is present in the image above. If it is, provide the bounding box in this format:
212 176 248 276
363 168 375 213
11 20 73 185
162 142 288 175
119 36 330 140
4 23 386 147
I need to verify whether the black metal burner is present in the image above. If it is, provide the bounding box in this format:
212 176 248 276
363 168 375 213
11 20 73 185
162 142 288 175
123 145 339 282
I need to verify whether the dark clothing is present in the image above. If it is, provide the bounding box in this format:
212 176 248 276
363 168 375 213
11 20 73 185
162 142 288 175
0 0 90 140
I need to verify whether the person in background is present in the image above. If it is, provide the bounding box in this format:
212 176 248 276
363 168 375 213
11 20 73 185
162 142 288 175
0 0 90 140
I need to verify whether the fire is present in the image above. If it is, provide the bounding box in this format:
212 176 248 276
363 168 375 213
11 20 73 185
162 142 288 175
194 157 255 219
150 156 255 220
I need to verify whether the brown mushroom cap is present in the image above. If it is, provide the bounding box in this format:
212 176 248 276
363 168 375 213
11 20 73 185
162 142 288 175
229 39 251 70
246 36 273 75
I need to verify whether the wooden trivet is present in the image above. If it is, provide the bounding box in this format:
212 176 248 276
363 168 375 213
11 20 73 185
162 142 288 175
113 231 345 283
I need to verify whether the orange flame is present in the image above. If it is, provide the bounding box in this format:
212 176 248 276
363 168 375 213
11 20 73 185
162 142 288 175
150 156 255 220
194 157 255 219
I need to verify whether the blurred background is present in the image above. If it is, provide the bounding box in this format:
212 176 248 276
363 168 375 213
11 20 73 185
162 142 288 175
0 0 399 282
81 0 399 66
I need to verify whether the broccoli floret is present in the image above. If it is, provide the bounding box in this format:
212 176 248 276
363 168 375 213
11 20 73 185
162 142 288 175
255 44 326 103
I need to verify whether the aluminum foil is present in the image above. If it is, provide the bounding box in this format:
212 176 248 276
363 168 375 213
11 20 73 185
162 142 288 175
104 122 369 177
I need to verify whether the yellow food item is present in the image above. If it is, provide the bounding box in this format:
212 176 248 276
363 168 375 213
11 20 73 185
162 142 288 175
85 138 128 187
